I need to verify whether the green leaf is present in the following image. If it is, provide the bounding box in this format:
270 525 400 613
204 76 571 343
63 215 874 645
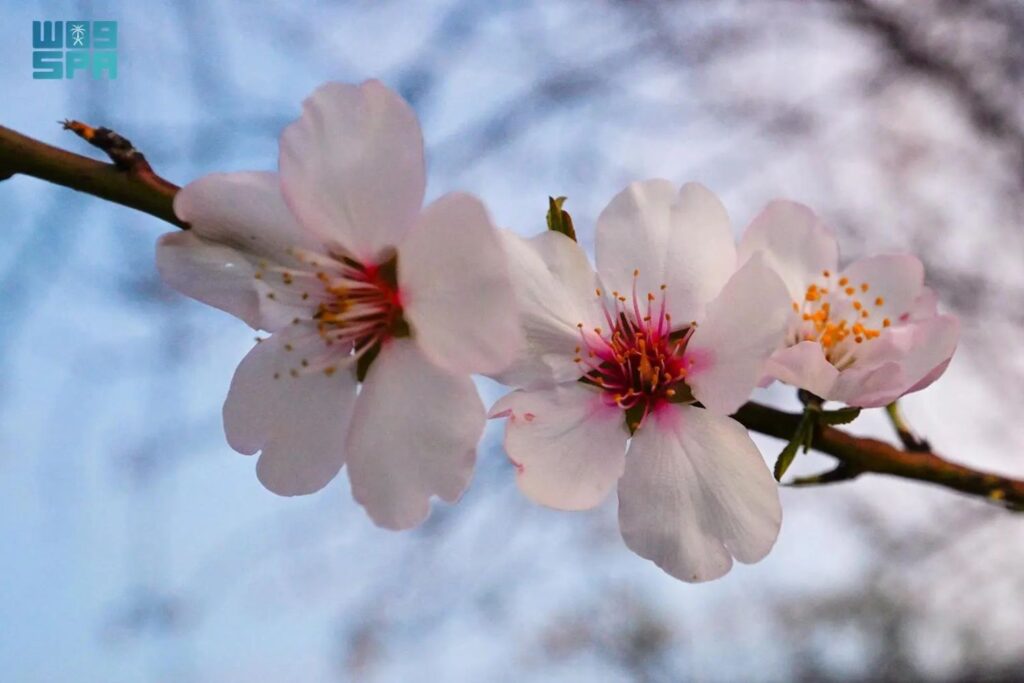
774 408 818 480
773 436 802 482
801 418 816 453
819 406 861 426
546 196 576 241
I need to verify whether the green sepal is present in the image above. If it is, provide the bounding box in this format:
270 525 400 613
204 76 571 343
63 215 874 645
774 409 815 480
819 406 861 426
546 196 576 242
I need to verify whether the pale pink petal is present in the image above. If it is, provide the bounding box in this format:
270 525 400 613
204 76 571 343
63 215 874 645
685 254 790 415
156 231 261 328
490 384 628 511
345 339 483 530
223 332 358 495
830 361 904 408
618 405 782 583
889 314 960 397
832 314 959 406
765 341 840 399
835 254 924 324
173 171 320 261
397 193 521 376
737 200 838 303
490 230 604 389
908 286 938 321
279 80 425 262
907 358 951 394
596 181 736 324
157 232 320 333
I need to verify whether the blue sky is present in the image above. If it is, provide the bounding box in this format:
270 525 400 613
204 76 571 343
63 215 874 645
2 1 1022 681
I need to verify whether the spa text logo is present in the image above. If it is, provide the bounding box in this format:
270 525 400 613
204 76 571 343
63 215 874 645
32 21 118 79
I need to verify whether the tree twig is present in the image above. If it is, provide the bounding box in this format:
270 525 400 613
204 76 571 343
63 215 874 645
0 123 185 229
735 402 1024 510
1 121 1022 512
885 401 931 452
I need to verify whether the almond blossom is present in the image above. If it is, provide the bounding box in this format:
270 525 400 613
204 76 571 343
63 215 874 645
490 180 791 582
156 80 520 529
738 201 960 407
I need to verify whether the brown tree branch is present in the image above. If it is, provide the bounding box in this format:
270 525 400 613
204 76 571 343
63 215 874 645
0 123 185 229
735 402 1024 510
2 122 1022 510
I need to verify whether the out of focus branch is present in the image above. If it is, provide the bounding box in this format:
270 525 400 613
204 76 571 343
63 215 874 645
834 0 1024 172
0 123 185 229
735 402 1024 509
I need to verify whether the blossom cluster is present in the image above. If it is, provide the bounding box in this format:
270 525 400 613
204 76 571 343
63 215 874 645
157 81 958 582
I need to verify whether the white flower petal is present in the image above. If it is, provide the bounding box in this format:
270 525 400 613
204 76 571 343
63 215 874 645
223 332 358 496
737 200 838 303
398 193 521 375
279 80 425 261
345 339 483 530
836 254 924 324
829 361 904 408
156 231 261 328
833 314 959 406
596 181 736 324
173 171 320 261
618 405 782 583
899 314 959 389
908 286 938 321
685 254 790 415
765 341 840 399
490 384 628 511
490 230 604 389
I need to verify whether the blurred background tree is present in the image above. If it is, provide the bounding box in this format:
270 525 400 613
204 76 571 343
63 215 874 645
0 0 1022 681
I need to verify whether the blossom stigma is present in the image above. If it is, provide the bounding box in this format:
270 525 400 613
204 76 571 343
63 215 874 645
575 270 695 431
792 270 889 369
256 246 407 378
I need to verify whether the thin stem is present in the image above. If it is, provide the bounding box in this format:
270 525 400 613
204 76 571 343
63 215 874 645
2 121 1023 512
0 124 184 229
885 401 931 451
735 402 1024 510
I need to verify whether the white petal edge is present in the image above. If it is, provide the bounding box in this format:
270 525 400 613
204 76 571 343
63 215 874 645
489 229 605 389
685 254 791 415
836 254 924 324
765 341 840 399
345 339 484 530
398 193 522 376
156 231 261 328
223 332 358 496
490 384 628 511
278 80 425 262
173 171 320 262
618 405 782 583
596 180 736 324
737 199 839 303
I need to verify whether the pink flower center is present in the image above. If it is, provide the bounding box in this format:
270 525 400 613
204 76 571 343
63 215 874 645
256 247 408 377
311 257 405 351
575 270 694 431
